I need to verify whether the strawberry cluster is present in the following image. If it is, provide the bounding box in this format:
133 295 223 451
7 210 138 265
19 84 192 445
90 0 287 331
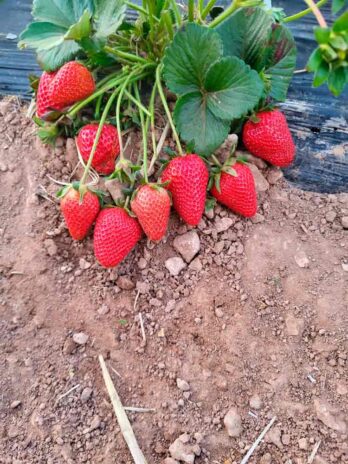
36 62 296 269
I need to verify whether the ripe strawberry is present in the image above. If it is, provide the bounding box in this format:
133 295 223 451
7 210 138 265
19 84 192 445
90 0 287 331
211 162 257 217
161 154 209 226
60 188 100 240
131 184 171 241
36 62 95 118
94 208 142 268
77 124 120 175
242 110 295 167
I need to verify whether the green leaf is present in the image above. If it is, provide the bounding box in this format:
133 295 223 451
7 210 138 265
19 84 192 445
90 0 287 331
173 57 263 155
314 27 331 44
216 7 296 102
328 67 347 96
32 0 94 28
330 35 347 50
174 92 231 156
204 57 264 120
216 7 273 70
19 0 95 70
332 0 348 14
93 0 127 38
18 22 66 50
163 23 223 95
307 47 323 72
313 60 330 87
64 9 92 41
264 24 297 101
333 11 348 33
37 41 81 71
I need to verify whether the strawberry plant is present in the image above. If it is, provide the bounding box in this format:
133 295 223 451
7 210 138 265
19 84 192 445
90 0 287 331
19 0 348 268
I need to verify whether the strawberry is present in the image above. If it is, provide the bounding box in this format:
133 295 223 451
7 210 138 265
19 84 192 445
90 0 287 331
211 162 257 218
161 154 209 226
77 123 120 175
94 208 142 268
60 188 100 240
242 110 295 167
36 62 95 118
131 184 171 241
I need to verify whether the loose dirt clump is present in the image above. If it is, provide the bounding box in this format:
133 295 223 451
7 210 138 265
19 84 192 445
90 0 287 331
0 99 347 464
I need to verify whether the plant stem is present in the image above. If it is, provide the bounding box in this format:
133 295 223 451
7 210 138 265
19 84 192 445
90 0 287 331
188 0 195 21
211 154 222 167
208 0 239 27
169 0 182 26
104 46 150 65
201 0 218 19
148 82 158 172
94 93 103 119
125 1 148 15
134 84 149 183
284 0 328 23
162 10 174 40
116 68 148 160
198 0 204 16
155 65 183 156
303 0 327 27
80 90 119 185
124 90 151 116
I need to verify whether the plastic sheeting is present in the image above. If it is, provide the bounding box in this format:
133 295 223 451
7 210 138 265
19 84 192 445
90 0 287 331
0 0 347 192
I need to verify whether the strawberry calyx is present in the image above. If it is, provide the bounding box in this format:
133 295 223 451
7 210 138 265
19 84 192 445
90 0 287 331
108 158 140 184
209 155 240 193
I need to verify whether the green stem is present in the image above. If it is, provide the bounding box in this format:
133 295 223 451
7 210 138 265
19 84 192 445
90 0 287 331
80 90 119 185
284 0 328 23
201 0 218 19
169 0 182 26
188 0 195 21
156 65 183 156
104 46 150 65
134 84 150 183
125 1 149 15
162 10 174 40
116 67 150 160
198 0 204 15
211 154 222 167
303 0 327 27
94 93 103 119
149 82 157 167
124 90 151 116
208 0 238 27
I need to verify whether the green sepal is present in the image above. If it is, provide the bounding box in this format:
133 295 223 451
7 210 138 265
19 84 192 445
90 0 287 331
163 146 177 157
314 27 331 45
205 197 216 212
29 74 40 92
36 121 60 145
213 172 222 194
307 48 322 72
56 184 72 198
313 61 330 87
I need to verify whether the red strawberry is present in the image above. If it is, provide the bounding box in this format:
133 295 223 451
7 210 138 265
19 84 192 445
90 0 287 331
161 154 209 226
211 162 257 217
242 110 295 167
131 184 171 241
77 124 120 175
94 208 142 268
60 188 100 240
36 62 95 118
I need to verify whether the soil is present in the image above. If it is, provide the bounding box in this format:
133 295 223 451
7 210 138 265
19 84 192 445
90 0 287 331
0 97 347 464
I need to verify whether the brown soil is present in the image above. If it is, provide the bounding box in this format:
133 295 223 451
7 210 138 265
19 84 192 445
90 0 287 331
0 98 347 464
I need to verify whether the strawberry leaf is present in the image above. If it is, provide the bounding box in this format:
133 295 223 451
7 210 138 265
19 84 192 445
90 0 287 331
216 7 296 102
163 23 223 95
94 0 127 39
164 24 263 156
